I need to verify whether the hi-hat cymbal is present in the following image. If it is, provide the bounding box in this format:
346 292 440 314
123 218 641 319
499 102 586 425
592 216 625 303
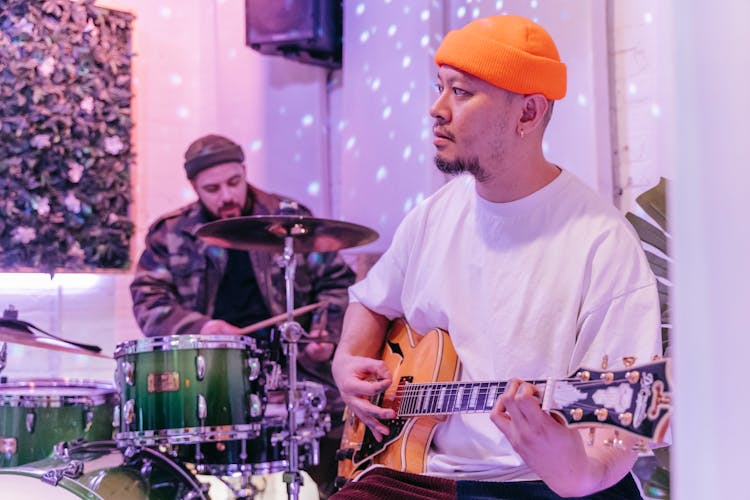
196 215 379 253
0 326 112 359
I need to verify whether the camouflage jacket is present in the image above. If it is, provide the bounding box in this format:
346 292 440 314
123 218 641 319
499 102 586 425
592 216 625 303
130 184 355 411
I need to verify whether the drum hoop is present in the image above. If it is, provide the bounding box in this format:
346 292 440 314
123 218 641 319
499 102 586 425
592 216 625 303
115 423 262 446
193 458 288 476
0 466 105 499
0 379 118 408
114 334 256 357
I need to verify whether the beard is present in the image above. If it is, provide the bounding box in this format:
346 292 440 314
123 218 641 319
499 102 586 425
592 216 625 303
434 155 490 182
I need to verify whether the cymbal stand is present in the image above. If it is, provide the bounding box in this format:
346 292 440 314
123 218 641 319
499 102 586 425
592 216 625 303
0 342 7 377
278 234 305 500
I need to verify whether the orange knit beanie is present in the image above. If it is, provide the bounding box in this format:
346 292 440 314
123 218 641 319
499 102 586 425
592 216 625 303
434 15 566 100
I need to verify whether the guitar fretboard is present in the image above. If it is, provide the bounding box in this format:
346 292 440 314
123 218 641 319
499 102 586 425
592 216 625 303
396 380 547 417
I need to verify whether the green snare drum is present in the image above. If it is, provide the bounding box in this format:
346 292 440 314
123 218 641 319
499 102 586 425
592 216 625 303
0 440 206 499
0 379 117 467
114 335 266 450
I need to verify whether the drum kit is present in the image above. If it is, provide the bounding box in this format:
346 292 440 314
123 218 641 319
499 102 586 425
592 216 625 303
0 215 378 500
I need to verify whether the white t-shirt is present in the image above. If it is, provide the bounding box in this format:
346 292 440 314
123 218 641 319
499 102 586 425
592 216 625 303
349 170 661 482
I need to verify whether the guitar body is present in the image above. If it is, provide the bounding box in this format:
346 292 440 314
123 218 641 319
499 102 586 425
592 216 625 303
335 319 672 486
337 318 460 480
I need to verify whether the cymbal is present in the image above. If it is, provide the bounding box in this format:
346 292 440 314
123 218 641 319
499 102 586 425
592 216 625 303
196 215 378 253
0 326 112 359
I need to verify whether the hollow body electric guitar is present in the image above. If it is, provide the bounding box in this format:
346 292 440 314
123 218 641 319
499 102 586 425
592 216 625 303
336 319 672 482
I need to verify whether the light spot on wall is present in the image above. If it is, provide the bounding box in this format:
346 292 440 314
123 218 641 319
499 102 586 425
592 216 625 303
531 0 539 9
160 6 172 18
628 83 638 95
169 73 182 86
371 78 381 91
577 94 588 107
403 198 413 213
457 6 467 18
542 141 549 154
420 10 430 21
382 106 392 119
401 91 411 104
496 0 504 10
402 55 412 68
388 24 397 37
376 166 388 181
644 12 653 24
651 103 661 118
346 137 357 150
249 139 262 152
307 181 321 196
403 145 412 160
420 35 430 47
360 30 370 43
227 48 237 59
301 114 315 127
176 106 190 118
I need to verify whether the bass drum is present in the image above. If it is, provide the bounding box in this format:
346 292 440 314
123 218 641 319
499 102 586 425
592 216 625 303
0 440 207 500
0 379 117 467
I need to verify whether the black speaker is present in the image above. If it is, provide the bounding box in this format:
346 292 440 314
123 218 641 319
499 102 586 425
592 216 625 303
245 0 342 70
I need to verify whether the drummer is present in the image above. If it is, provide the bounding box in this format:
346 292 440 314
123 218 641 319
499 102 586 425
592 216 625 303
130 133 356 499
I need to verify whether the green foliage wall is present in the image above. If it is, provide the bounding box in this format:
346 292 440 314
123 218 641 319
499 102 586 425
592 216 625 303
0 0 134 273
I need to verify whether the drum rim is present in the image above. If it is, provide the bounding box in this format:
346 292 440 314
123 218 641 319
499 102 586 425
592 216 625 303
114 334 257 357
0 378 118 408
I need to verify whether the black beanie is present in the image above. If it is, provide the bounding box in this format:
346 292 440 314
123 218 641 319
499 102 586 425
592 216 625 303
184 134 245 179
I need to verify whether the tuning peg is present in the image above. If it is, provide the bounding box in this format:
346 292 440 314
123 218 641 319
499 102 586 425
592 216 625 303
575 370 591 382
586 428 596 446
594 408 609 422
618 412 633 427
603 431 624 449
601 354 609 370
632 439 649 453
622 356 636 367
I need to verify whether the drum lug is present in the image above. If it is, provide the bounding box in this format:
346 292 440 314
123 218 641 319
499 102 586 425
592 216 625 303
25 411 35 433
84 409 94 432
249 394 262 418
197 394 207 420
140 458 153 478
0 437 16 457
123 361 135 386
196 354 206 381
41 460 84 486
247 357 260 381
113 404 121 428
124 399 136 425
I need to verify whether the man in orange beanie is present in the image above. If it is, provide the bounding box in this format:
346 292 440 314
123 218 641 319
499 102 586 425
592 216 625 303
331 15 661 499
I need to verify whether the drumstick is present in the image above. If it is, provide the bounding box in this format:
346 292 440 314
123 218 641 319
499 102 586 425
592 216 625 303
237 302 326 335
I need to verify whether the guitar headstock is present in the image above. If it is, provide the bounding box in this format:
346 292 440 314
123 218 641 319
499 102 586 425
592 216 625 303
544 357 672 444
